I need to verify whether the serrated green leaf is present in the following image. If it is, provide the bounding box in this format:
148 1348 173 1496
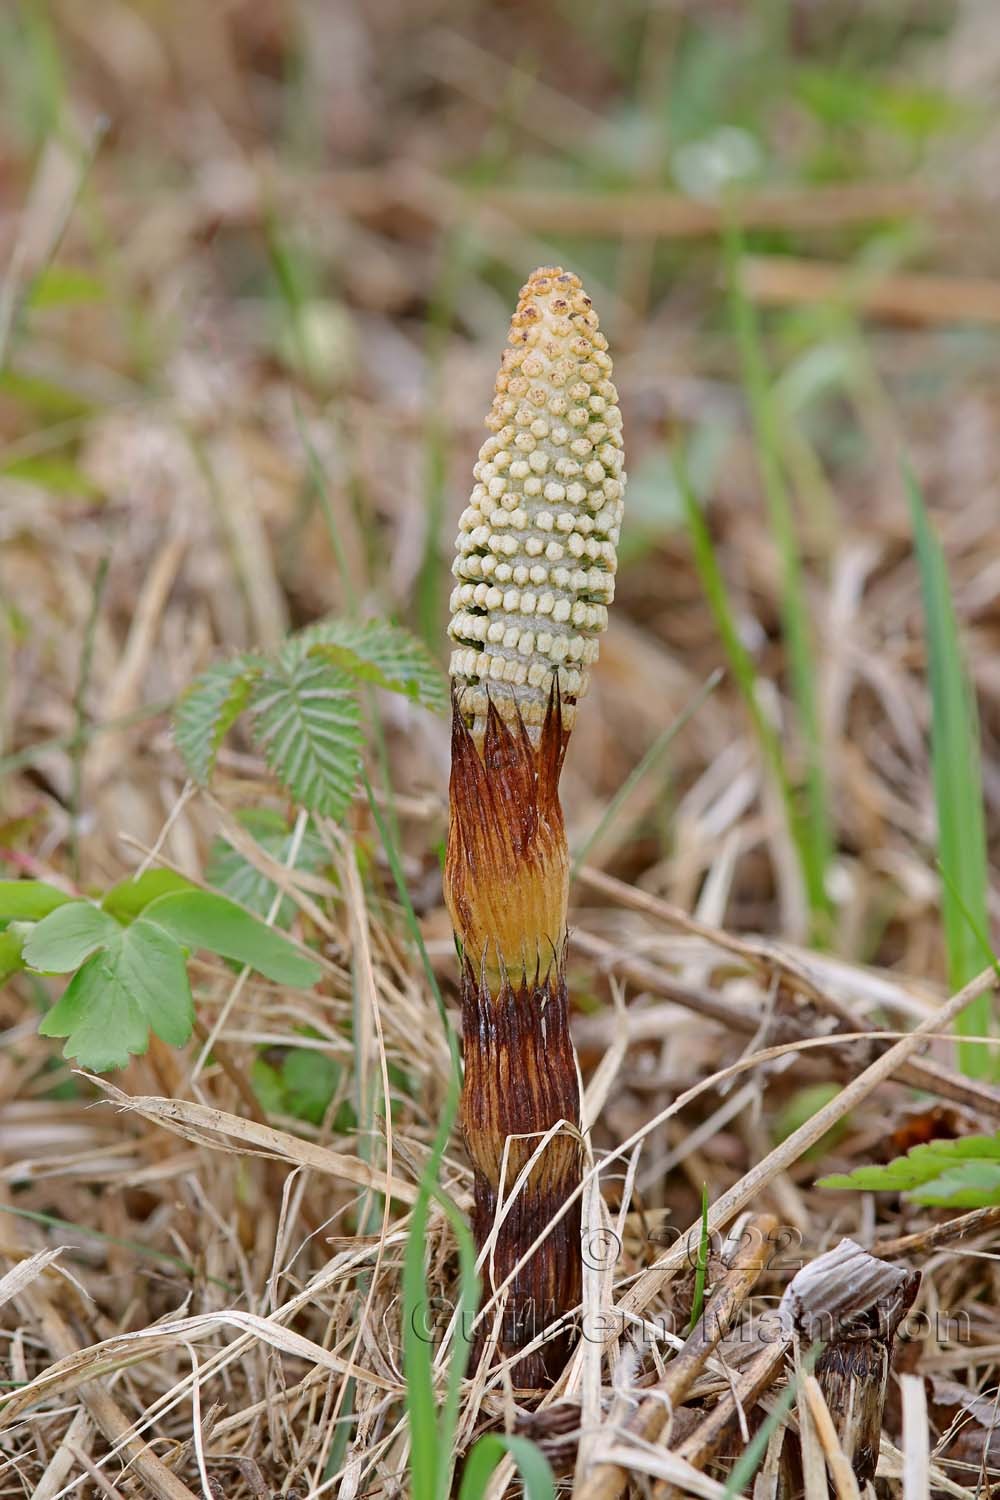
0 879 75 920
910 1161 1000 1207
24 902 119 973
206 809 328 927
38 921 193 1070
39 954 148 1068
249 644 363 818
819 1132 1000 1197
173 656 259 784
102 869 195 923
299 617 448 714
126 920 196 1047
142 888 321 987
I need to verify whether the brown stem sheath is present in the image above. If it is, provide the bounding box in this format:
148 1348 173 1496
459 956 582 1386
446 690 582 1385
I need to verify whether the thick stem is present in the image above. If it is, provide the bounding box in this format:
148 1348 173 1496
459 956 582 1387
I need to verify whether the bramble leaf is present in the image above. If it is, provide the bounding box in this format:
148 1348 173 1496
173 656 260 784
249 643 363 818
300 617 448 714
910 1161 1000 1207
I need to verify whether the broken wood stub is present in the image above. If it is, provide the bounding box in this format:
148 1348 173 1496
780 1237 920 1485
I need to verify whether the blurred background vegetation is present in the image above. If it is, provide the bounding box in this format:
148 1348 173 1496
3 0 998 973
4 3 1000 1492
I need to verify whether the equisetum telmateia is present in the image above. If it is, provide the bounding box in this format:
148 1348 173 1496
444 266 625 1385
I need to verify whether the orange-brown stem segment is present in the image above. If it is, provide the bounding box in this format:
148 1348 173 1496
445 686 568 992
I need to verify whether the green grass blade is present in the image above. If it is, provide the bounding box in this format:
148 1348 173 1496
363 773 472 1496
905 465 993 1078
686 1184 711 1335
401 1181 441 1500
433 1189 480 1496
724 221 833 933
677 453 817 915
458 1434 555 1500
723 1340 822 1495
570 667 722 878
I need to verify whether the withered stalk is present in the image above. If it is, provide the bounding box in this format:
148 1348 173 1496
782 1238 920 1488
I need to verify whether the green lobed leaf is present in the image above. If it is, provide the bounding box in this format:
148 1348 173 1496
24 902 119 973
206 808 328 927
173 656 259 785
249 642 363 818
299 617 448 714
142 888 321 987
819 1132 1000 1196
0 879 75 921
102 869 195 923
38 919 193 1070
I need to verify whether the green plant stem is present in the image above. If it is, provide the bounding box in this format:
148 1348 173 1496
686 1183 711 1334
724 218 833 935
361 771 478 1498
676 453 815 907
69 550 110 882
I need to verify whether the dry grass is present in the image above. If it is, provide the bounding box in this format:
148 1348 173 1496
3 1 1000 1496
